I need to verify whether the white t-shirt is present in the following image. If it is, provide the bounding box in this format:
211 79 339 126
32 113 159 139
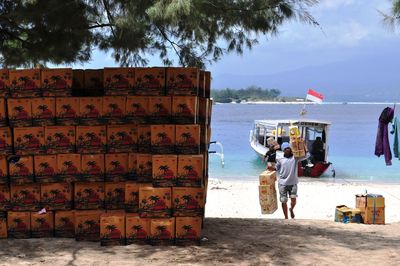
276 156 299 186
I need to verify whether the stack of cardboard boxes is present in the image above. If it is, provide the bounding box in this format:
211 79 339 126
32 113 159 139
258 170 278 214
0 67 212 246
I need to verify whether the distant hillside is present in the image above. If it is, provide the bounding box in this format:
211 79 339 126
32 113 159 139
212 56 400 102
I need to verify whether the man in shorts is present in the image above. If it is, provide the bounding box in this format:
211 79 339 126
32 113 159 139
276 142 301 219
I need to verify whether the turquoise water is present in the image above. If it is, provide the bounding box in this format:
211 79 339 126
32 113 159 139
208 103 400 182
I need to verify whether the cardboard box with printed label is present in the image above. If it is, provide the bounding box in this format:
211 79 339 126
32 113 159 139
152 155 177 187
105 153 128 182
45 126 76 154
76 125 107 154
166 67 199 96
172 96 198 124
41 68 73 97
149 218 175 245
7 211 31 238
198 71 205 98
172 187 204 217
84 69 104 91
176 155 203 187
127 153 137 181
0 156 8 184
102 96 126 124
0 98 7 127
198 97 209 125
34 155 58 183
0 212 7 238
139 184 172 218
356 194 385 224
40 182 73 210
72 69 84 91
175 125 200 154
13 127 45 155
148 96 172 124
125 182 139 213
107 125 137 153
75 210 103 241
80 154 105 182
7 98 32 127
104 182 125 210
0 127 13 155
10 183 40 211
125 214 150 245
137 125 151 153
55 210 75 238
74 182 105 210
9 156 34 184
104 67 135 96
125 96 149 124
9 69 41 98
55 97 80 125
134 67 166 95
175 217 202 245
79 97 104 125
151 125 176 154
0 69 10 97
136 154 152 183
0 184 11 211
100 212 126 246
31 97 56 126
57 154 81 182
31 211 54 238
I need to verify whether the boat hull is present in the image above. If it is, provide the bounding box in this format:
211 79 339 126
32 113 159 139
298 161 331 178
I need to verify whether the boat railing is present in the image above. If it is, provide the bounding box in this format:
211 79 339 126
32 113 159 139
209 141 225 168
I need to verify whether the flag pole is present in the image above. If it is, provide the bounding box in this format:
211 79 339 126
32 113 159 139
300 93 308 116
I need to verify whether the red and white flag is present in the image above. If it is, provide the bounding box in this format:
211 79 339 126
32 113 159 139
306 89 324 103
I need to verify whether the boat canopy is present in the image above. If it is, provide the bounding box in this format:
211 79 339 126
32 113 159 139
255 119 331 128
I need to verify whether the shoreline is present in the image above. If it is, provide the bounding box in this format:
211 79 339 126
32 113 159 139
215 101 398 105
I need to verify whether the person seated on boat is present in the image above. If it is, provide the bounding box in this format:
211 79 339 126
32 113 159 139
311 137 325 162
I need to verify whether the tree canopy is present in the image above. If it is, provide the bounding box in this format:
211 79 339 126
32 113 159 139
0 0 318 68
382 0 400 29
211 86 281 103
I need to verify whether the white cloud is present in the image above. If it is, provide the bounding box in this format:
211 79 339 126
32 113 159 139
318 0 355 10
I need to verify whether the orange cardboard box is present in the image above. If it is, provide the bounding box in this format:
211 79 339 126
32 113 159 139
76 125 107 153
166 67 199 96
81 154 105 182
149 218 175 245
137 125 151 153
0 98 7 127
7 211 31 238
103 96 126 124
152 155 177 187
198 97 209 125
0 127 13 155
136 154 152 183
175 217 202 245
41 183 73 210
55 210 75 238
84 69 104 91
45 126 76 154
9 69 41 98
134 67 166 95
0 184 11 211
204 71 211 98
41 68 73 97
127 153 137 181
172 96 198 124
9 156 34 184
74 182 105 210
10 183 40 211
148 96 172 124
34 154 57 183
151 124 176 154
199 71 205 98
105 153 128 182
72 69 85 90
31 211 54 238
107 124 138 153
176 125 200 154
125 214 150 244
31 97 56 126
139 184 172 218
79 97 104 125
104 182 125 210
104 67 135 96
126 96 149 124
7 98 32 127
125 182 139 213
55 97 80 125
0 156 7 184
0 69 10 97
100 212 126 246
172 187 204 217
75 210 103 241
13 127 45 155
0 212 7 238
177 155 203 187
57 154 81 182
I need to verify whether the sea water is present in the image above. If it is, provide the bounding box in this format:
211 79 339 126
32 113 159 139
209 103 400 183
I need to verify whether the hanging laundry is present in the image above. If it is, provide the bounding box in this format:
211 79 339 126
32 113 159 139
375 107 394 165
391 117 400 159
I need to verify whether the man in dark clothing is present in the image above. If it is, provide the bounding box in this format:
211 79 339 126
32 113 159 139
311 137 324 162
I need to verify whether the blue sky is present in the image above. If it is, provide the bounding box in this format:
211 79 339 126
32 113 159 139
68 0 399 94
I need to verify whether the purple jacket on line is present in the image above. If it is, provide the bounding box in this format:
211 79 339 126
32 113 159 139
375 107 394 165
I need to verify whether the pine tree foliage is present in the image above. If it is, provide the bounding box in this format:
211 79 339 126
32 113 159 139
0 0 318 68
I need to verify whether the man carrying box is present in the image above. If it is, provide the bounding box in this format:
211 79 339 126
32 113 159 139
276 142 305 219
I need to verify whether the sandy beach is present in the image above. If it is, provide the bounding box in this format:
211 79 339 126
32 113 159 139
1 179 400 265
